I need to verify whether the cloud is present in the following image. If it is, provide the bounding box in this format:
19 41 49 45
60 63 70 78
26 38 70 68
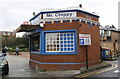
0 0 119 32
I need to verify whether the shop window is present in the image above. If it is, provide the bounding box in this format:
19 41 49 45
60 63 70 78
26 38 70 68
46 32 75 52
30 33 40 51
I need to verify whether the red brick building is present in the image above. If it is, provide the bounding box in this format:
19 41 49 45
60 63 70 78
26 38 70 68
0 31 16 40
16 6 101 70
0 31 16 47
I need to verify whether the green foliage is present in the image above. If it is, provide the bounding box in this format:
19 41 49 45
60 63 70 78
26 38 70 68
8 47 28 52
2 35 29 52
39 69 46 72
8 47 15 52
19 48 28 52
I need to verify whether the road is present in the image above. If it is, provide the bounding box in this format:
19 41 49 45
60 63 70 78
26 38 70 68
2 53 120 78
3 53 42 77
82 57 120 78
2 53 79 78
89 59 119 77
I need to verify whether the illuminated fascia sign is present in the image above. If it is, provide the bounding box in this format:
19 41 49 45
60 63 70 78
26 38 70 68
43 12 76 18
79 34 91 45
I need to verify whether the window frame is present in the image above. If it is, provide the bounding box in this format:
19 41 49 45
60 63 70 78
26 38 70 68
106 31 111 36
100 29 104 38
7 32 11 35
45 32 75 53
41 29 77 55
30 32 40 53
3 32 6 35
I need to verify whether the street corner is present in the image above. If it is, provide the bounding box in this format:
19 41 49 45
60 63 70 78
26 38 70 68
0 1 119 78
73 62 117 78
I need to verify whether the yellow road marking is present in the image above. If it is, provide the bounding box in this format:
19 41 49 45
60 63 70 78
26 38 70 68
75 64 117 78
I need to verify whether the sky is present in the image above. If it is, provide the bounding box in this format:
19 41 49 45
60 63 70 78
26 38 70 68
0 0 119 36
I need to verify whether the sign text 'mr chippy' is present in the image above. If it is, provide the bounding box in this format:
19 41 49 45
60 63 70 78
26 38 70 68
46 12 73 17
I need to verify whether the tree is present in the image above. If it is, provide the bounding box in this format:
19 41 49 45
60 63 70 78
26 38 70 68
2 33 29 52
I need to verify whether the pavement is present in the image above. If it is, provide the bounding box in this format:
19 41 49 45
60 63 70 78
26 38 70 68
87 57 119 78
2 52 116 78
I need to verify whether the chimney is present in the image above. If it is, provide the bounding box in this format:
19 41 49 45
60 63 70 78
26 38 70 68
33 12 35 16
79 4 82 8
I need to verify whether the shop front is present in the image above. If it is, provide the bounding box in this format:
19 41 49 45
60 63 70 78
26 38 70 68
16 7 101 70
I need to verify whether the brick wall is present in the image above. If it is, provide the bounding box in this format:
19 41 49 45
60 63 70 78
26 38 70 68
101 31 120 51
111 31 119 42
77 12 98 21
0 31 16 39
29 20 101 70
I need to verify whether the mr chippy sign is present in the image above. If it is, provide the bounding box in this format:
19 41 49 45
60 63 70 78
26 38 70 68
43 12 76 18
79 34 91 45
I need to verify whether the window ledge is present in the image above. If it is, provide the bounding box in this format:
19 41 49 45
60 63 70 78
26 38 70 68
30 52 77 55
